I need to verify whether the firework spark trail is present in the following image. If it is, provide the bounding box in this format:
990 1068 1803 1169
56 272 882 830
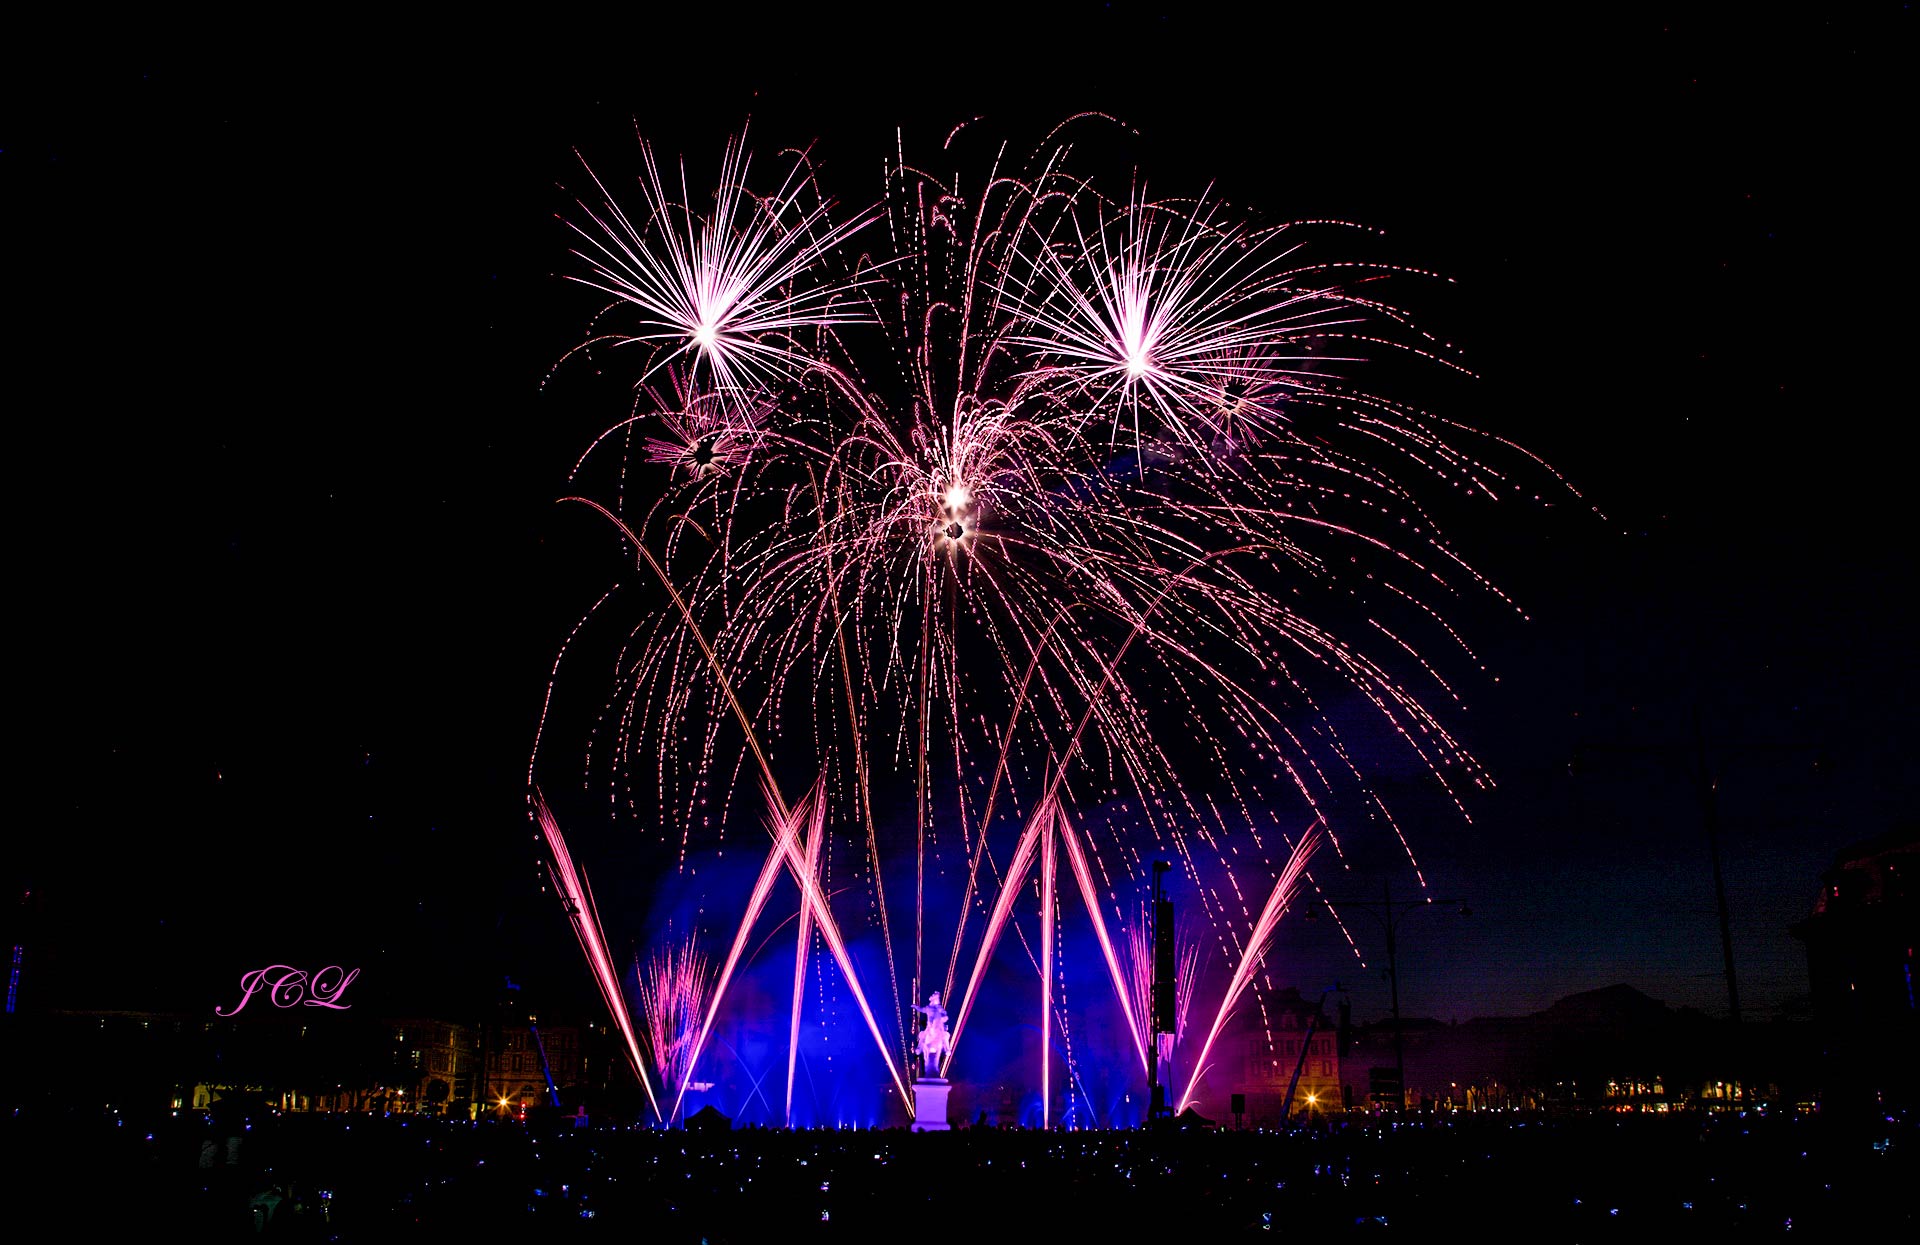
534 793 663 1122
668 773 911 1121
1178 827 1320 1113
785 785 825 1126
1176 932 1201 1043
1039 793 1058 1128
937 542 1279 1046
671 779 804 1121
1127 920 1154 1062
562 493 906 1113
940 602 1078 1011
1126 914 1201 1067
526 589 619 790
769 783 915 1114
638 936 711 1121
1060 810 1149 1076
814 465 908 1063
941 797 1050 1077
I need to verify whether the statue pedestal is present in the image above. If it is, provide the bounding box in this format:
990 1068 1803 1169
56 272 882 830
911 1078 951 1131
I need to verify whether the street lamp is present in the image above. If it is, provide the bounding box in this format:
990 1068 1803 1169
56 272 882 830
1308 881 1468 1111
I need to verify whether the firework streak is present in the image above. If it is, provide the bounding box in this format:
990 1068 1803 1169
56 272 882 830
1178 829 1321 1113
638 936 711 1122
534 792 663 1122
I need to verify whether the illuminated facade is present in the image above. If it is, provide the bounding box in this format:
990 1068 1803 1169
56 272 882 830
481 1022 586 1111
387 1018 480 1113
1219 987 1341 1124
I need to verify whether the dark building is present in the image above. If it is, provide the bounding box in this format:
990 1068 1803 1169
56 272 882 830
1793 828 1918 1113
9 1007 486 1115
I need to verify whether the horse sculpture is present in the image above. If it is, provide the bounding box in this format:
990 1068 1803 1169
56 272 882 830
912 992 950 1079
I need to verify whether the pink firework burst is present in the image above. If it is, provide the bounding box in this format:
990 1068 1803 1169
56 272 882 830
637 368 771 481
1004 187 1353 456
563 128 880 396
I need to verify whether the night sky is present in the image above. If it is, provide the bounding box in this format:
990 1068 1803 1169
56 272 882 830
8 8 1911 1042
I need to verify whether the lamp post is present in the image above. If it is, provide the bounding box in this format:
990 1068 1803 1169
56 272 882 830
1310 882 1468 1111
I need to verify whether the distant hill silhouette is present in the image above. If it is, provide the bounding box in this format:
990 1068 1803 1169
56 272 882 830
1527 983 1671 1027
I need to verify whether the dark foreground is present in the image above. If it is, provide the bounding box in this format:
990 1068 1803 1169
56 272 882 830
4 1106 1910 1240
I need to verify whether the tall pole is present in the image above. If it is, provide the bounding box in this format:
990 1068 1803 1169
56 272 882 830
1694 709 1742 1029
1575 711 1763 1089
1384 881 1405 1111
1316 887 1463 1113
1147 860 1172 1124
1146 864 1159 1123
1693 707 1748 1104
